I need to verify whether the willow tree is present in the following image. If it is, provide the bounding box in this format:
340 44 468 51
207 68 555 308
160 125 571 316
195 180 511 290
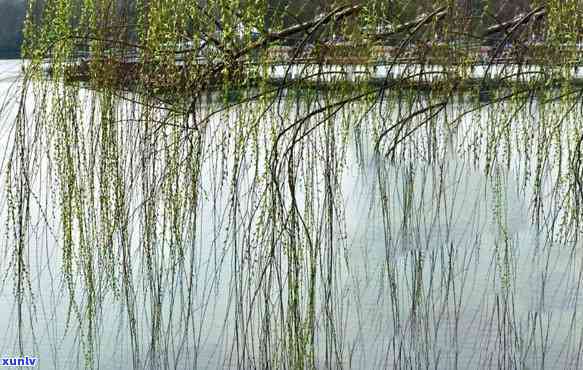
3 0 583 369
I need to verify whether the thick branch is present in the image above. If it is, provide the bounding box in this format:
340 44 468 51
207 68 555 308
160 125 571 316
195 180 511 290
482 6 546 37
233 4 362 59
371 7 448 40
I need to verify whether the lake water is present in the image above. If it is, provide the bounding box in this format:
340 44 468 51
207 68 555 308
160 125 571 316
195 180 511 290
2 59 583 369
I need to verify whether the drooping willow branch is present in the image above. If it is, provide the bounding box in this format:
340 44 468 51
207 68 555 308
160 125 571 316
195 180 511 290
483 6 546 38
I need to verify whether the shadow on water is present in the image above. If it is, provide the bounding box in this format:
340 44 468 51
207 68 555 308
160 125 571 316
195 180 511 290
2 60 583 369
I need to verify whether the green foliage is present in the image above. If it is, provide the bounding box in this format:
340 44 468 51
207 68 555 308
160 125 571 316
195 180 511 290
4 1 583 369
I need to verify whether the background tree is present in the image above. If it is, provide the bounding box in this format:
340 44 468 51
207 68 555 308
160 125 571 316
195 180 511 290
0 0 26 56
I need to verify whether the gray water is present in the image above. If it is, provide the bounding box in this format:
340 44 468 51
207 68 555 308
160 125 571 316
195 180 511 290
2 59 583 369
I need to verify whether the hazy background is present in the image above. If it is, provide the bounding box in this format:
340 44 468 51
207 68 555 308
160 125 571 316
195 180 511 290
0 0 25 58
0 0 537 58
